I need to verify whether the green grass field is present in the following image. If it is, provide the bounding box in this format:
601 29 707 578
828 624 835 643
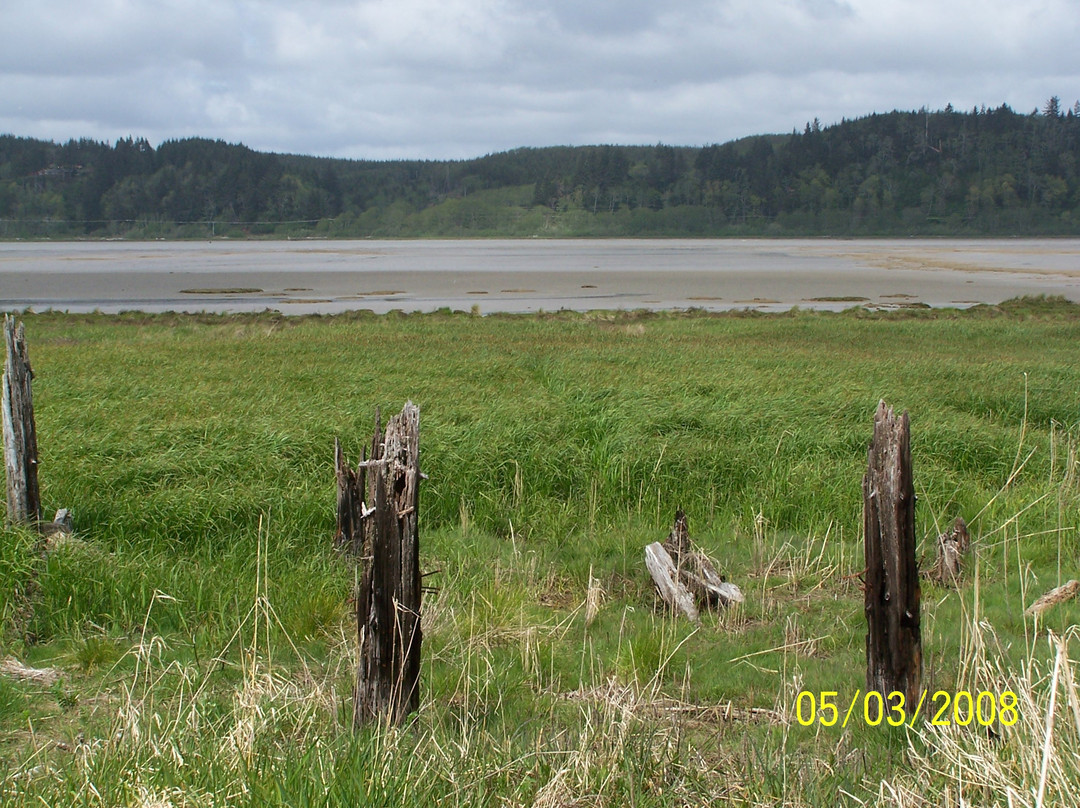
3 299 1080 806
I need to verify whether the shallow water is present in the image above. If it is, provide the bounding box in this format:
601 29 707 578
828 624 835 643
2 238 1079 314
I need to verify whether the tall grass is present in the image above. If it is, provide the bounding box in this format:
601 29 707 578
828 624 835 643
2 300 1080 804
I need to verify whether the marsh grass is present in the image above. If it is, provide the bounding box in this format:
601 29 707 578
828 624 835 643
2 301 1080 804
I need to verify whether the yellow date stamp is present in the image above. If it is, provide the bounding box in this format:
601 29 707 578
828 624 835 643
794 689 1019 729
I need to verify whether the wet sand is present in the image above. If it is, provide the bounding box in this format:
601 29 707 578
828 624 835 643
2 238 1079 314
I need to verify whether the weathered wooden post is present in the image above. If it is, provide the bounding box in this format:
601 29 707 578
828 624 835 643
864 401 921 709
3 316 41 527
348 402 422 727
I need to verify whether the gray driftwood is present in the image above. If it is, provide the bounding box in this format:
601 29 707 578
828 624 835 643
3 316 41 527
352 402 422 727
863 401 922 709
0 656 60 685
645 542 700 623
646 510 743 621
1026 580 1080 616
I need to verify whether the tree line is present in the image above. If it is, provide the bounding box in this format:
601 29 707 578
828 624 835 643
1 99 1079 238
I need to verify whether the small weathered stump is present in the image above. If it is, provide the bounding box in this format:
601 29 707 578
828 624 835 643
930 517 969 585
646 509 743 622
351 402 422 727
3 316 41 527
863 401 921 709
663 510 744 609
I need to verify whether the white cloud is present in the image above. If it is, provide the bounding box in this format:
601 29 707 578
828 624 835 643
1 0 1077 158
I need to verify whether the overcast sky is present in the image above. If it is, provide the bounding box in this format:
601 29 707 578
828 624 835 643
2 0 1078 161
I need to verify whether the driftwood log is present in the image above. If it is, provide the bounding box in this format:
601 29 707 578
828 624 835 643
0 656 60 685
351 403 422 727
646 510 743 622
645 542 700 622
1026 580 1080 617
3 316 41 527
863 401 922 709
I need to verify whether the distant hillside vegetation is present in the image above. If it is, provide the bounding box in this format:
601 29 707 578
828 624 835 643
2 101 1079 238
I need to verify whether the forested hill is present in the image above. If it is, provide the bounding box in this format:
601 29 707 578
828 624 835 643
2 101 1079 238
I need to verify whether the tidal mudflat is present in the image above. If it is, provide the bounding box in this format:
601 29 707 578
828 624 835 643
2 238 1079 314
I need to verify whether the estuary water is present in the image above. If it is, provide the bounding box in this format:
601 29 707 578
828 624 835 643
2 238 1079 315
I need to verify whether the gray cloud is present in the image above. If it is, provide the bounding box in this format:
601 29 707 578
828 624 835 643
1 0 1077 159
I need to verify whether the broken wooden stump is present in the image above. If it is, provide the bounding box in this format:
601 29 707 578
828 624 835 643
646 509 743 622
349 402 422 727
40 508 76 554
3 316 41 527
863 401 921 709
39 508 73 537
584 565 605 627
664 510 744 608
1026 580 1080 617
930 516 969 585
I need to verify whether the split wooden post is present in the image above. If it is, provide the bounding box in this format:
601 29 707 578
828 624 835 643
335 438 366 556
863 401 921 709
335 408 383 558
3 316 41 527
352 402 422 727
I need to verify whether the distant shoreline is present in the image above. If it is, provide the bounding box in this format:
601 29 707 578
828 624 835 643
4 238 1079 316
3 233 1079 243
